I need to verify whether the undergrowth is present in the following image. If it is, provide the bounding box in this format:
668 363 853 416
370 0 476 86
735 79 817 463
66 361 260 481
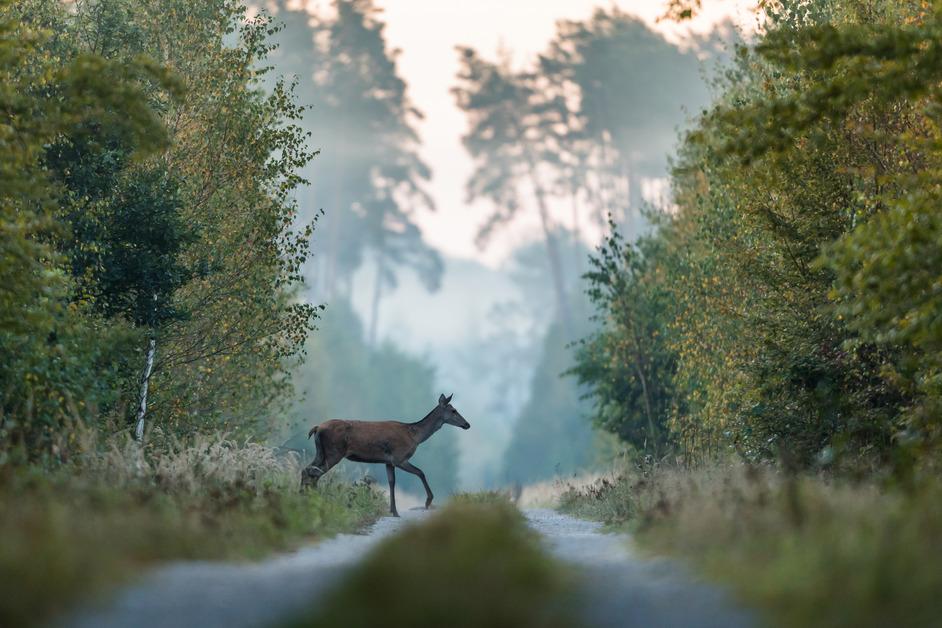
559 463 942 628
0 431 386 628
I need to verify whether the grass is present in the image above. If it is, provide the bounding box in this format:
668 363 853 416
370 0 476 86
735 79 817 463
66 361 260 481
0 431 386 628
558 462 942 628
282 497 579 628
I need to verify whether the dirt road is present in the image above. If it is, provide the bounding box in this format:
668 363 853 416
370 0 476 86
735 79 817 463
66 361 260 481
63 507 754 628
525 509 755 628
62 510 425 628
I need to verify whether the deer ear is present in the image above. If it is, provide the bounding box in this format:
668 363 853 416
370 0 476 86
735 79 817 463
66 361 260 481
445 393 453 404
439 393 447 406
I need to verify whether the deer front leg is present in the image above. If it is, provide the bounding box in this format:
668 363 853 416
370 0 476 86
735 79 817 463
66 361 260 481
385 463 399 517
398 461 433 509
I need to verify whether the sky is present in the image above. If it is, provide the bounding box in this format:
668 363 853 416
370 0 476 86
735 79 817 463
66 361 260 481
368 0 759 266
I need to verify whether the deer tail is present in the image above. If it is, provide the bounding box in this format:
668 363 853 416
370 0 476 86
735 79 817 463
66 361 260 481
308 425 319 439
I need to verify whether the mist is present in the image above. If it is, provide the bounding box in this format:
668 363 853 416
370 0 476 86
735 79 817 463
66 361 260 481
262 0 730 495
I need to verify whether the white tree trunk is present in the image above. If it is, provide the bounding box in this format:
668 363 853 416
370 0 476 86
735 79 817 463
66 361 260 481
134 337 157 441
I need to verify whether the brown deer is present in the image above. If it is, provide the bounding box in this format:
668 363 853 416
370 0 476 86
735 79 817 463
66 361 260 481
300 394 470 517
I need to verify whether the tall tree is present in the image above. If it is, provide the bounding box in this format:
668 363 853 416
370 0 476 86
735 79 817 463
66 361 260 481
453 48 573 331
6 0 320 448
0 0 180 455
269 0 442 343
539 9 713 236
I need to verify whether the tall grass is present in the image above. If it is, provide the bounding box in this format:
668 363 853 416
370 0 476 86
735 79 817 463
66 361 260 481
558 462 942 628
0 430 386 628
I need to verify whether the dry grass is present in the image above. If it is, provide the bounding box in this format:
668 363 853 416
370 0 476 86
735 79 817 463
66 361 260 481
0 430 386 628
85 429 304 494
515 472 610 509
559 462 942 628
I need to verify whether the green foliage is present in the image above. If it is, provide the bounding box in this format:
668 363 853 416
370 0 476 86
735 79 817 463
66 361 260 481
283 500 576 628
0 0 174 458
1 0 318 459
572 0 942 468
571 222 678 455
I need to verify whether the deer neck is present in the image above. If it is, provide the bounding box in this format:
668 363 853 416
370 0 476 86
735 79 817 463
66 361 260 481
412 411 445 444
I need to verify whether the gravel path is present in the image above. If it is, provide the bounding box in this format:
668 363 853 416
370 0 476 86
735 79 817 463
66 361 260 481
61 506 755 628
61 509 430 628
524 509 756 628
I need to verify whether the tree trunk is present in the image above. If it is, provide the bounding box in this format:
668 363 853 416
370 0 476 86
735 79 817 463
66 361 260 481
631 328 659 457
368 250 386 348
626 166 644 240
524 158 573 335
134 336 157 441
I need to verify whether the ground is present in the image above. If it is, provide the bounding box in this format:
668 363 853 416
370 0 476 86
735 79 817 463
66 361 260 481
63 506 754 628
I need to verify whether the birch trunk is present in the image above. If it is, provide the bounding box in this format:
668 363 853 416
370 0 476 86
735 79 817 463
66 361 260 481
134 337 157 441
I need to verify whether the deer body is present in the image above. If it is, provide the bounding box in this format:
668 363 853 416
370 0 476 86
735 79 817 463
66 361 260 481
301 394 469 517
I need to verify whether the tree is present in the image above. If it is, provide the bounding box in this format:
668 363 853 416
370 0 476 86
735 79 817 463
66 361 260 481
453 48 573 331
570 0 942 470
571 221 678 456
539 9 714 236
268 0 442 344
0 0 174 457
5 0 320 452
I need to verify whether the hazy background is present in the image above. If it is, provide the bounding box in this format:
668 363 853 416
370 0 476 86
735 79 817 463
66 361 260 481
264 0 754 494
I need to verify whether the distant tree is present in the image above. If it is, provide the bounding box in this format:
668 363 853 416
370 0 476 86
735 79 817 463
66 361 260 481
453 13 715 336
269 0 442 344
539 9 712 235
501 319 594 484
453 48 573 331
500 232 597 483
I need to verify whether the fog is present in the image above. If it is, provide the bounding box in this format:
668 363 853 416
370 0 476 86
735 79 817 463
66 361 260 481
263 0 739 494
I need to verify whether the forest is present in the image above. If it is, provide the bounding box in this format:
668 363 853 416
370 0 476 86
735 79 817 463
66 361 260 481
2 0 942 626
573 0 942 471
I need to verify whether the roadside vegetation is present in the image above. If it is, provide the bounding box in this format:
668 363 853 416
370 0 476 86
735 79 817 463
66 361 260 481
283 497 578 628
559 464 942 628
555 1 942 625
0 431 386 628
1 1 387 625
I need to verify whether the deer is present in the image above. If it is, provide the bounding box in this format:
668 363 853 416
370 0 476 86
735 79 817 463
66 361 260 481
300 393 470 517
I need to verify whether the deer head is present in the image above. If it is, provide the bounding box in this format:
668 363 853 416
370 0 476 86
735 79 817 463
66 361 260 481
438 393 470 429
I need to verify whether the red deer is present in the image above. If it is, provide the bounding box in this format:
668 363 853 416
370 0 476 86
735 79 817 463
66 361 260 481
300 393 470 517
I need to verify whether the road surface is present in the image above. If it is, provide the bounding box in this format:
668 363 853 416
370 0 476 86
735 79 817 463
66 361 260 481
62 507 755 628
525 509 755 628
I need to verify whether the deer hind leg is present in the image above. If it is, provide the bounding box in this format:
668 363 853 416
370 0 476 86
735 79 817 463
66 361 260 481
385 463 399 517
300 434 341 491
398 461 433 509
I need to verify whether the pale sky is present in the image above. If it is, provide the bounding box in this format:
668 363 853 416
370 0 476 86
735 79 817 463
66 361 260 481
288 0 758 266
